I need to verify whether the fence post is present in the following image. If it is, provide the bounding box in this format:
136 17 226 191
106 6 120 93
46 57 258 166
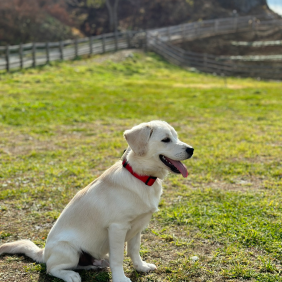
75 38 78 58
253 17 258 35
252 17 256 31
126 31 131 48
59 41 64 60
6 45 10 72
102 34 106 53
114 31 118 51
19 43 23 69
215 20 219 33
203 53 207 71
181 24 185 42
234 17 238 32
32 42 36 67
194 23 198 37
182 49 187 66
89 36 93 55
46 42 50 64
232 59 237 75
144 30 148 52
167 26 171 41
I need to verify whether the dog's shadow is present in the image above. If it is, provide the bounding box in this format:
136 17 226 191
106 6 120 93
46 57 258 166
37 264 149 282
36 265 145 282
1 255 147 282
37 267 111 282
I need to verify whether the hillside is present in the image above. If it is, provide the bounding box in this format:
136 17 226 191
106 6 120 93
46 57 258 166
75 0 277 36
0 0 278 45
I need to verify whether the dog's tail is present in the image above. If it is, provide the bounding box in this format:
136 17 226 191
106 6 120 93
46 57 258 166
0 240 44 263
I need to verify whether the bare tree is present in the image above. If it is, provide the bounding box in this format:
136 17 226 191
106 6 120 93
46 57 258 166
105 0 120 32
66 0 120 32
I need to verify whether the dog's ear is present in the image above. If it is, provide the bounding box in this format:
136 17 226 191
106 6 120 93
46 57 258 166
124 124 153 156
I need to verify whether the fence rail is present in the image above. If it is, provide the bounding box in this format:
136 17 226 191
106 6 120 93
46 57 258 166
0 31 138 71
1 15 282 80
147 15 282 80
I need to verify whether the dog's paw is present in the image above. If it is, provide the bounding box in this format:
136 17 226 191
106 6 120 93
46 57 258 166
63 271 81 282
134 261 157 272
112 275 131 282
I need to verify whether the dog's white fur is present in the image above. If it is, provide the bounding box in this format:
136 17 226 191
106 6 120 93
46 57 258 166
0 120 193 282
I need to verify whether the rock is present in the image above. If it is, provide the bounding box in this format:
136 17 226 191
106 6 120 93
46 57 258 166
190 256 199 262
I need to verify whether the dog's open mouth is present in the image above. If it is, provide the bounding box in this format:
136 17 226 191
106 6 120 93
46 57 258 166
159 155 188 178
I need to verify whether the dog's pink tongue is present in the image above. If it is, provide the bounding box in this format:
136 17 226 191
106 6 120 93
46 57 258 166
166 157 188 178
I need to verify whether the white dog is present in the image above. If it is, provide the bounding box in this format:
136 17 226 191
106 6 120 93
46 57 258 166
0 120 194 282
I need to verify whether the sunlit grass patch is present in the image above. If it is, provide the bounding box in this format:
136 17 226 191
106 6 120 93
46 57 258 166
0 50 282 281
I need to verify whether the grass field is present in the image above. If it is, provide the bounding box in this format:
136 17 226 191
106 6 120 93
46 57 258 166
0 50 282 282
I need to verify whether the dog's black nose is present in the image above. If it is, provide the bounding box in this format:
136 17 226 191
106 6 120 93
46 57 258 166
186 147 194 156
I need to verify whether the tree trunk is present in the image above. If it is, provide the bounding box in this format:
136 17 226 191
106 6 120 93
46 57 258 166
105 0 119 32
113 0 120 32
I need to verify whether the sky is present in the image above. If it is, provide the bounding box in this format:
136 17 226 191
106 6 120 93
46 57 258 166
267 0 282 15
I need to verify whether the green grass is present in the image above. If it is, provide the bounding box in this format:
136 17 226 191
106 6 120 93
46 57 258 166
0 51 282 282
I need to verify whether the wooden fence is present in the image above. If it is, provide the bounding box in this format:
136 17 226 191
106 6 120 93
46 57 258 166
147 15 282 80
1 15 282 80
0 31 139 71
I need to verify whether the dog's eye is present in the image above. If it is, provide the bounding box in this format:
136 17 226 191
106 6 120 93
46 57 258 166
162 138 171 143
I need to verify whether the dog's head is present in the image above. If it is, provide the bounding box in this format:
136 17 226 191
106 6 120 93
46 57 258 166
124 121 193 178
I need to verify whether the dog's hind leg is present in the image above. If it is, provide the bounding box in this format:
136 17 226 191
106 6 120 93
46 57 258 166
45 242 81 282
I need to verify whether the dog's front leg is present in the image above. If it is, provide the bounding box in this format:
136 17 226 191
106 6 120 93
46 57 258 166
127 232 157 272
108 223 131 282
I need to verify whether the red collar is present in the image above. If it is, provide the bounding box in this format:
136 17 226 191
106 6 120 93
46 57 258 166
122 159 157 186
